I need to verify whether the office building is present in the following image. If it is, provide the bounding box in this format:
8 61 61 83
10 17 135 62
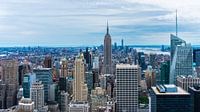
60 58 68 78
177 75 200 91
31 81 44 110
188 85 200 112
0 81 6 109
150 84 192 112
85 71 93 94
44 56 52 68
68 101 89 112
73 54 88 101
34 68 52 102
0 60 18 108
103 22 112 75
18 61 31 86
22 73 36 98
170 35 193 84
92 56 99 69
60 91 69 112
49 83 58 101
121 39 124 49
145 66 156 89
160 61 170 84
18 98 34 112
116 64 140 112
170 34 186 63
138 52 147 70
84 47 92 70
47 101 60 112
59 77 67 92
193 49 200 67
90 87 107 112
149 54 156 69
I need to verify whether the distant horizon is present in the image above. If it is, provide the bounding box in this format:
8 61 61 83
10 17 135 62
1 44 200 48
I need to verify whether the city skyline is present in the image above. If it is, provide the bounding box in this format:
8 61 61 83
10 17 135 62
0 0 200 46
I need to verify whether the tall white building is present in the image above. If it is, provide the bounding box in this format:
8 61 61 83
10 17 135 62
116 64 140 112
73 54 88 101
30 81 44 110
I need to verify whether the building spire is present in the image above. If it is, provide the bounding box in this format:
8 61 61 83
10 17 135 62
107 20 109 34
176 9 178 37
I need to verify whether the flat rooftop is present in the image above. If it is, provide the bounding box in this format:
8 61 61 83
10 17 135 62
152 86 189 95
116 64 139 69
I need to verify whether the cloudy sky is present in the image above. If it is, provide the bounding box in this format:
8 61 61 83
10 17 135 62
0 0 200 47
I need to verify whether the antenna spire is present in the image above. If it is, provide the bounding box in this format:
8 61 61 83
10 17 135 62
107 20 109 34
176 9 178 37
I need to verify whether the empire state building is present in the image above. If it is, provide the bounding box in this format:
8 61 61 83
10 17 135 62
103 22 112 74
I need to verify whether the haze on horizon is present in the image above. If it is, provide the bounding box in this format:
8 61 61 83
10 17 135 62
0 0 200 47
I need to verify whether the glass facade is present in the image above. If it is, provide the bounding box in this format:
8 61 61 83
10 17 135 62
150 88 192 112
34 68 52 102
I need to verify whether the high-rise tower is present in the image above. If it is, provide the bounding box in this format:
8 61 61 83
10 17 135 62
116 64 140 112
103 22 112 74
73 54 88 101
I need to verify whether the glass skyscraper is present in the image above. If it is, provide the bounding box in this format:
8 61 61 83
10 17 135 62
150 85 192 112
22 73 36 98
33 68 52 102
170 34 193 84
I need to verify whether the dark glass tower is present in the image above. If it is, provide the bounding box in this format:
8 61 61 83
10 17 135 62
160 61 170 84
188 85 200 112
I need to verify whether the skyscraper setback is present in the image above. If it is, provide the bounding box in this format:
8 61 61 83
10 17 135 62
103 22 112 75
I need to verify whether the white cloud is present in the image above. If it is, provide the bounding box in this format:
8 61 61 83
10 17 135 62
0 0 199 46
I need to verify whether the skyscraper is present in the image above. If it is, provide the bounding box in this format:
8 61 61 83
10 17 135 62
121 39 124 49
145 66 156 89
60 58 68 78
44 56 52 68
116 64 140 112
22 73 36 98
0 60 18 108
193 48 200 67
73 54 88 101
18 61 31 86
170 34 186 64
103 22 112 75
84 47 92 70
150 84 192 112
31 81 44 110
170 35 193 84
33 68 52 102
188 85 200 112
160 61 170 84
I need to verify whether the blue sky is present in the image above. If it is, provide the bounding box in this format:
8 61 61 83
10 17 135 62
0 0 200 46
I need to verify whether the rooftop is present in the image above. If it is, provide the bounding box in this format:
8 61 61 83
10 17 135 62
152 85 189 95
116 64 139 69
